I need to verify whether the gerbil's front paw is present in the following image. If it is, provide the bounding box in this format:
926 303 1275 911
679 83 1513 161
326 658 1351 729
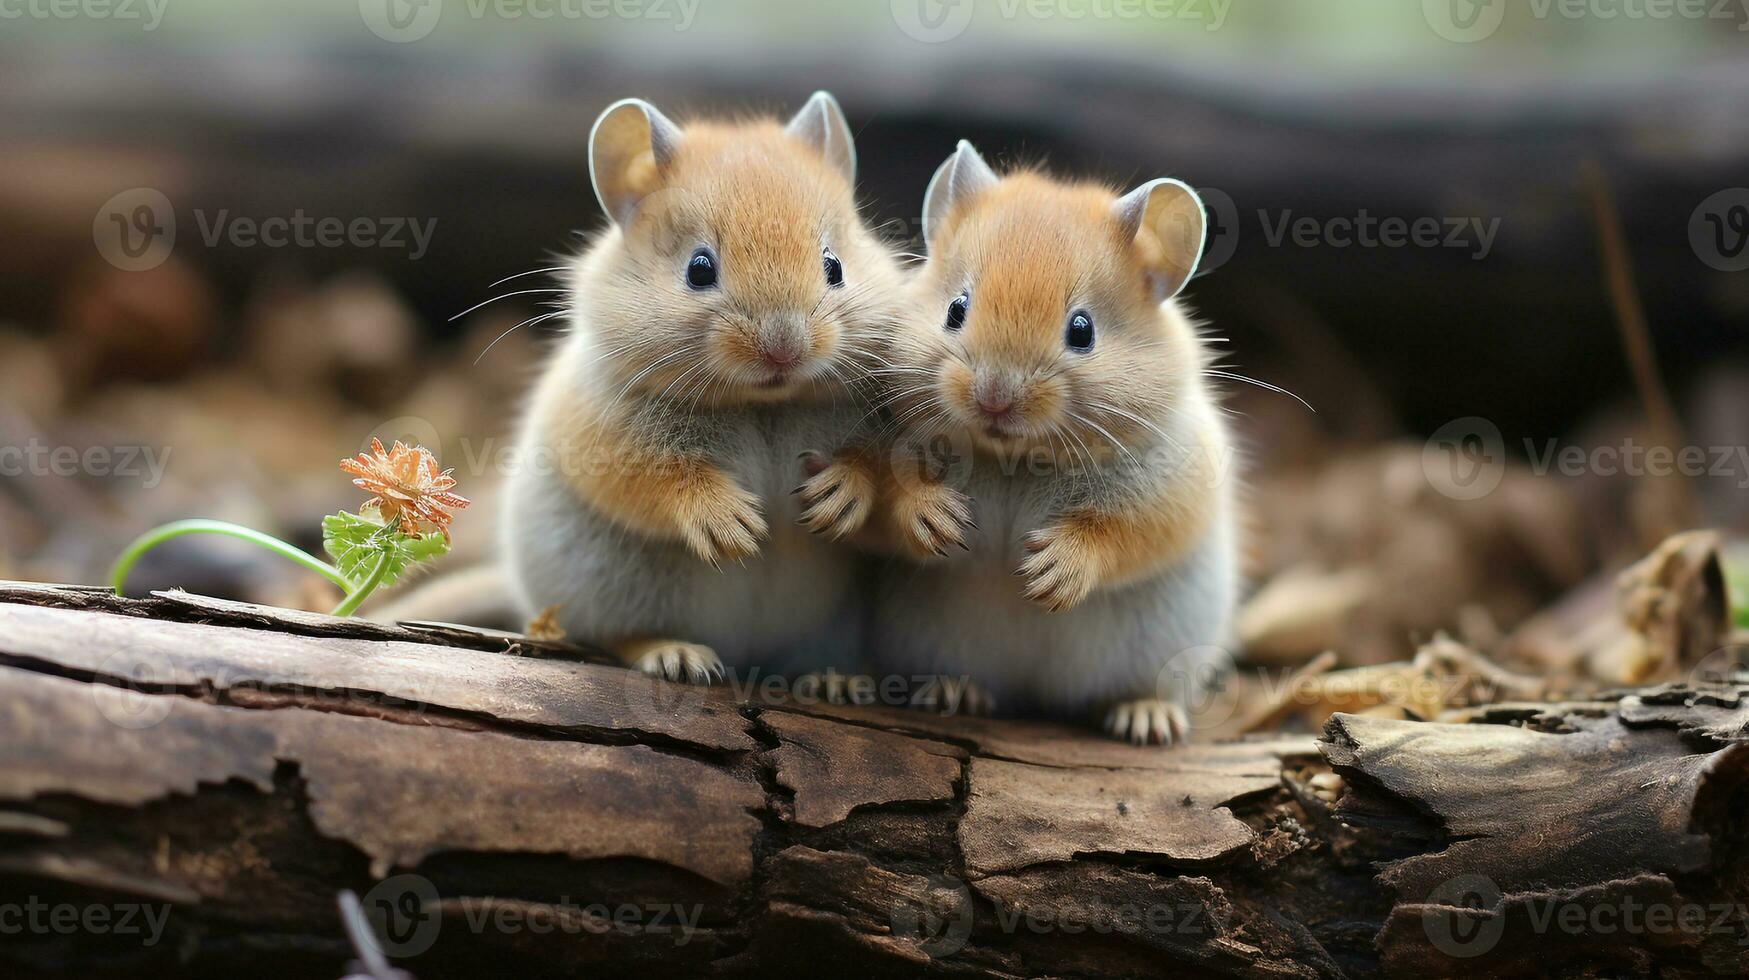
909 675 996 717
792 670 878 706
627 640 725 685
794 453 875 540
676 474 767 566
894 483 975 558
1018 524 1103 612
1102 698 1189 747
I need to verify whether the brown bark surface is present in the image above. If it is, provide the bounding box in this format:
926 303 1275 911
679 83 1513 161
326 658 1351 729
2 581 1747 979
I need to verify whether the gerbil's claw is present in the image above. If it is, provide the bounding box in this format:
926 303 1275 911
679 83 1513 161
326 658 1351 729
793 671 878 707
1017 525 1099 612
796 457 875 540
1101 698 1188 747
629 641 725 686
678 477 767 565
909 675 996 717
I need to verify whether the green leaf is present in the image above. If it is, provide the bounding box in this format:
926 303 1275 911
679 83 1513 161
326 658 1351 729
321 511 449 590
1728 560 1749 630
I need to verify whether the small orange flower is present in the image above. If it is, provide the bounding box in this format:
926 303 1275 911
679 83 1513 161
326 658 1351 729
340 438 470 541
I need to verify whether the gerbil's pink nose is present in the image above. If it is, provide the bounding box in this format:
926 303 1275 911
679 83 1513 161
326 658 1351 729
972 372 1018 420
975 390 1013 417
760 339 801 370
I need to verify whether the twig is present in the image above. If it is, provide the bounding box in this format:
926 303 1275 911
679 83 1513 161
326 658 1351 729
1580 161 1700 529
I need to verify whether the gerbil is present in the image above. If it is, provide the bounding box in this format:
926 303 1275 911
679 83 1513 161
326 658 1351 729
849 141 1239 744
502 92 904 681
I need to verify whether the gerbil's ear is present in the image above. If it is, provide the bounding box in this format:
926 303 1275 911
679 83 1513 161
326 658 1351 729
784 90 856 184
922 140 999 250
589 98 683 226
1114 178 1206 301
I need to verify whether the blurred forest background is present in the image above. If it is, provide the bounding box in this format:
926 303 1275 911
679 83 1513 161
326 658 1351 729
1 0 1746 668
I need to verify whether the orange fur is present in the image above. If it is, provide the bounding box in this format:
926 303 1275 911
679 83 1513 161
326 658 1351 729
532 358 766 565
537 103 900 556
883 161 1228 610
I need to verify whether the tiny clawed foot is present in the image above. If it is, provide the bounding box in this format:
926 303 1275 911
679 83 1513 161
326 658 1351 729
631 642 726 685
1102 698 1189 747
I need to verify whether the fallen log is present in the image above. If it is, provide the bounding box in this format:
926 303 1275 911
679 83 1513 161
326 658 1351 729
2 581 1747 978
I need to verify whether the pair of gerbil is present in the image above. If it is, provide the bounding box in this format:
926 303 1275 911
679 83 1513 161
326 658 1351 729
503 91 1235 745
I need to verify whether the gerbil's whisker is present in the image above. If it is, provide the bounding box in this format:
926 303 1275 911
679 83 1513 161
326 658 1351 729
485 266 569 289
1088 401 1183 455
1070 411 1138 469
448 289 567 323
473 309 568 365
1204 371 1316 413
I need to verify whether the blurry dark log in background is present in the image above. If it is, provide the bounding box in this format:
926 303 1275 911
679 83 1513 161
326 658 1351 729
0 5 1746 652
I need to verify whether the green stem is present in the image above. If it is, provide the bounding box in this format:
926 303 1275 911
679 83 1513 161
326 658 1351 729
110 519 353 596
329 550 393 617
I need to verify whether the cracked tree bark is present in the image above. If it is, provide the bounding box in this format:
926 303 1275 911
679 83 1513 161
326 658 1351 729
2 581 1748 979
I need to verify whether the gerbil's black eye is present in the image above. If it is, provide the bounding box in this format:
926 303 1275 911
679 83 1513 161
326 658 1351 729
944 293 969 332
686 247 719 290
1066 310 1095 352
822 247 844 288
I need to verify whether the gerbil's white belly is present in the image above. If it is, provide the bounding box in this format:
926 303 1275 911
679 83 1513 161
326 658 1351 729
871 469 1236 717
505 401 866 672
